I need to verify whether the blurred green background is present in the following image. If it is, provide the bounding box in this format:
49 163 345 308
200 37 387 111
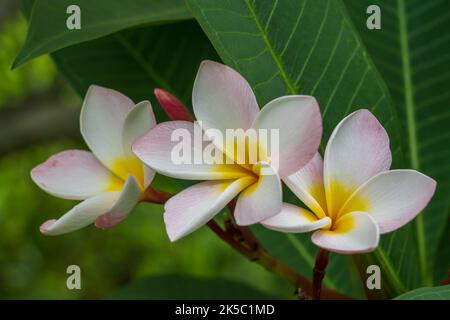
0 3 291 299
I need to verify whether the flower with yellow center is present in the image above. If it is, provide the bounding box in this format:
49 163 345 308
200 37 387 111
133 61 323 241
262 110 436 253
31 85 156 235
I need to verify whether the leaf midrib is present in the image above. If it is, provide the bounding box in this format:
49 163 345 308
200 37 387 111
396 0 429 286
244 0 298 94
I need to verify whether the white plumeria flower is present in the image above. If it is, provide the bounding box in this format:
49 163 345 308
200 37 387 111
31 85 156 235
262 109 436 254
133 60 322 241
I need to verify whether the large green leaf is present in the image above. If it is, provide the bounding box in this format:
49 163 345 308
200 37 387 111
394 285 450 300
14 0 191 68
186 0 432 298
345 0 450 287
109 274 276 299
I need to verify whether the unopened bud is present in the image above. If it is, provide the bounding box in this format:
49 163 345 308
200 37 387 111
154 88 194 121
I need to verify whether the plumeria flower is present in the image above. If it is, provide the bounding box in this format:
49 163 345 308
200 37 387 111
133 60 322 241
31 86 156 235
262 110 436 254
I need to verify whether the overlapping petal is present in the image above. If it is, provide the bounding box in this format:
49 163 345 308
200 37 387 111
340 170 436 233
261 203 331 233
193 60 259 136
284 153 327 218
234 164 282 226
80 85 135 173
164 177 256 241
95 175 143 229
311 212 379 254
252 95 322 178
324 110 391 217
31 150 122 200
40 192 119 235
133 120 250 180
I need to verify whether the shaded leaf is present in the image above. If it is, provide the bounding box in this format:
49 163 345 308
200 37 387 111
109 274 276 299
14 0 191 68
394 285 450 300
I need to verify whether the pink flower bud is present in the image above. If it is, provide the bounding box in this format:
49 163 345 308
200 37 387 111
154 88 194 121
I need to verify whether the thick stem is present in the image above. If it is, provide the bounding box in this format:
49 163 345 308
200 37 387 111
142 187 172 204
143 187 349 299
207 216 349 300
312 249 330 300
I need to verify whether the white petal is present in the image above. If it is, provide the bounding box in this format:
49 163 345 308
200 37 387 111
31 150 122 200
193 60 259 133
261 203 331 233
40 192 119 235
132 120 251 180
95 175 143 229
122 100 156 189
252 95 322 178
122 100 156 158
284 153 327 218
234 164 282 226
340 170 436 233
324 109 392 216
80 85 134 170
164 177 256 241
311 212 380 254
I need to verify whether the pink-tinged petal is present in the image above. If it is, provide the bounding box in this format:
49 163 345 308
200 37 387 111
121 100 156 189
252 95 322 178
132 120 251 180
95 175 142 229
234 164 282 226
324 109 392 217
340 170 436 234
154 88 193 121
284 153 327 218
80 85 134 169
193 60 259 134
311 212 380 254
261 203 331 233
164 177 255 241
31 150 122 200
122 100 156 158
40 192 119 235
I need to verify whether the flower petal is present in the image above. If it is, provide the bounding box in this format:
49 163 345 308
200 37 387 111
121 100 156 189
80 85 135 170
132 120 250 180
252 95 322 178
122 100 156 158
284 153 327 218
261 203 331 233
31 150 122 200
324 109 392 217
311 212 380 254
164 177 256 241
193 60 259 134
40 192 118 235
339 170 436 233
95 175 142 229
234 164 282 226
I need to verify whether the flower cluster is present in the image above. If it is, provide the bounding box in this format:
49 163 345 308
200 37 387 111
31 61 436 254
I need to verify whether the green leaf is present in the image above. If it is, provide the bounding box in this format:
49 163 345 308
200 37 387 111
14 0 191 68
109 274 276 299
344 0 450 287
44 20 218 122
394 285 450 300
187 0 407 298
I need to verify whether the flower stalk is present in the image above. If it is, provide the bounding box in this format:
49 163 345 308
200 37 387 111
312 248 330 300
